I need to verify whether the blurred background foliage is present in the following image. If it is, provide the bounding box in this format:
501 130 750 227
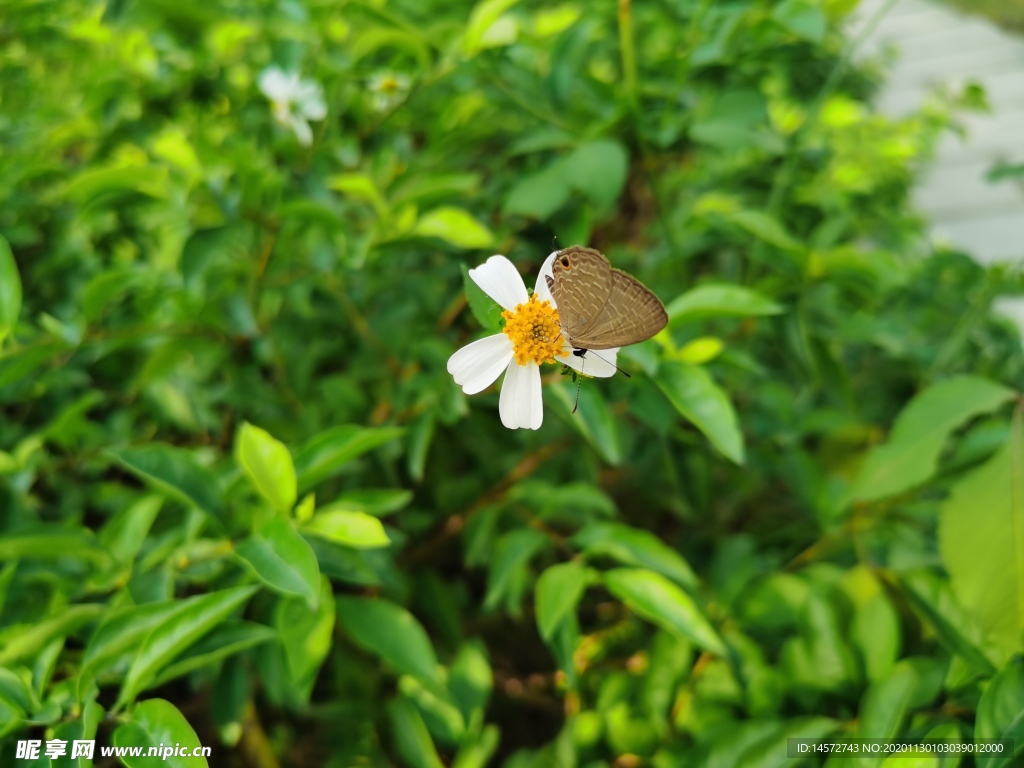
939 0 1024 33
1 0 1024 766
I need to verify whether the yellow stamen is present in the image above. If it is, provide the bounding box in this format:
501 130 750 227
502 294 563 366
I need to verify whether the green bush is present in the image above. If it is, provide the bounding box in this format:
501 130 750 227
1 0 1023 765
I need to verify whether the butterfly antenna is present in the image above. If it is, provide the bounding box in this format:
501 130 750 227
589 350 632 379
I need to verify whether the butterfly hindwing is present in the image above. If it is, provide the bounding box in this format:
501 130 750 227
568 269 668 350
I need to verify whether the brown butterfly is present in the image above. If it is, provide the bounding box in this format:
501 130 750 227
545 246 667 353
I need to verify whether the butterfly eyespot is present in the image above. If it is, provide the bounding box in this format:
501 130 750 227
560 257 570 268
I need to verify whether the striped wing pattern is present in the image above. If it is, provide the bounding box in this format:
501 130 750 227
548 247 613 340
548 247 667 351
570 269 668 350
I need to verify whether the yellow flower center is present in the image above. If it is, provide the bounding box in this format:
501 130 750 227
502 294 563 366
378 75 401 94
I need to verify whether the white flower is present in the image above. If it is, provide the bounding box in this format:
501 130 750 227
258 66 327 146
447 253 620 430
367 71 410 112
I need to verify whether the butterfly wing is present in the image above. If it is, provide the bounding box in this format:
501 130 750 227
548 247 613 344
567 269 667 350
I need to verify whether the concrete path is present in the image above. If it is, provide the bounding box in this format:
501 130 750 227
851 0 1024 264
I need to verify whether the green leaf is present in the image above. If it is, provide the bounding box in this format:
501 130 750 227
448 640 493 724
654 361 745 464
461 263 504 333
676 337 723 365
152 620 277 688
294 425 404 491
234 422 297 512
389 696 445 768
295 492 315 524
336 596 439 683
321 488 413 517
604 568 725 654
328 173 388 216
462 0 521 56
408 409 436 483
667 283 784 325
727 210 802 251
858 662 918 739
773 0 827 42
604 701 659 756
939 430 1024 663
731 717 841 767
235 517 321 605
853 376 1016 503
352 27 432 70
0 528 110 566
112 699 208 768
276 578 335 703
563 140 629 210
452 725 500 768
987 162 1024 183
0 605 104 666
81 266 146 322
413 206 495 249
0 235 21 345
79 601 183 698
50 698 104 767
63 165 170 204
897 570 996 675
399 675 465 744
572 522 698 589
852 592 901 682
535 561 590 641
107 444 223 521
690 89 768 150
503 165 571 219
691 5 745 66
781 587 861 694
0 667 36 714
0 342 68 389
116 586 257 708
180 226 246 289
484 528 549 612
975 659 1024 768
302 509 391 548
550 382 623 466
391 173 483 206
99 495 163 565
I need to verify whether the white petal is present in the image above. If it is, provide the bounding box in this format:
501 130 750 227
259 67 296 102
289 115 313 146
469 255 528 311
296 81 327 120
557 346 620 378
499 360 543 430
533 250 559 305
447 334 514 395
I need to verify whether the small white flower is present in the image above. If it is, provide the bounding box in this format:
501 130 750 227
447 253 619 430
367 71 410 112
258 66 327 146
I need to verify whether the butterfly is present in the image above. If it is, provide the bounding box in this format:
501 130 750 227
545 246 667 354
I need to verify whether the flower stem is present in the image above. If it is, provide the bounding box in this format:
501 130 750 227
618 0 638 112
